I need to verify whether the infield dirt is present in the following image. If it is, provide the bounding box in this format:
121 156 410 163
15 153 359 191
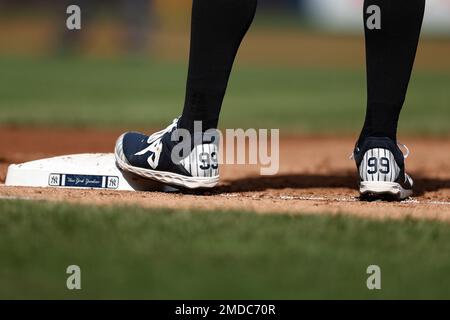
1 127 449 221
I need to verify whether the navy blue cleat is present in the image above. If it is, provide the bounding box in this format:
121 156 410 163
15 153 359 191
115 119 220 189
353 137 413 200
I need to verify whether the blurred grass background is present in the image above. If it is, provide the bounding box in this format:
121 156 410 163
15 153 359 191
0 0 449 135
1 57 450 135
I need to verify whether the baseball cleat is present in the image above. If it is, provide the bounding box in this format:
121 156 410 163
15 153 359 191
115 118 220 189
353 137 413 200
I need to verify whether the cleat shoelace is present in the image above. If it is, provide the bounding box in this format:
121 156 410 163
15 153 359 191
397 142 410 159
147 118 179 145
349 142 410 160
133 118 180 169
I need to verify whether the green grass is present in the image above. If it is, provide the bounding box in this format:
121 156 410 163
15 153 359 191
0 56 449 134
1 199 449 299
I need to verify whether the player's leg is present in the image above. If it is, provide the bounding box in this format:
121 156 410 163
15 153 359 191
178 0 258 133
359 0 425 142
115 0 257 189
354 0 425 200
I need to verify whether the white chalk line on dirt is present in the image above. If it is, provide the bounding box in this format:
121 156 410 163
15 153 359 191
220 193 450 206
277 195 450 206
0 195 34 201
1 190 449 207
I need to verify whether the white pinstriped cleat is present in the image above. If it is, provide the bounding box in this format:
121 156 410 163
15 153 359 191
114 118 220 190
353 137 413 200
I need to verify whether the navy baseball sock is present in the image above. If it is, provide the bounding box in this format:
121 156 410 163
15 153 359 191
359 0 425 143
178 0 257 133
